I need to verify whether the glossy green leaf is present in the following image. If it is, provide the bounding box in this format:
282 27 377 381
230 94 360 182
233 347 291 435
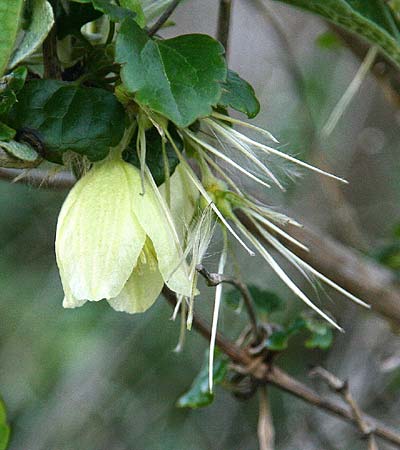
57 2 103 39
7 80 126 162
92 0 137 22
274 0 400 67
219 70 260 118
225 285 284 314
8 0 54 69
0 123 16 142
116 18 227 127
123 125 180 186
177 350 228 409
0 397 10 450
0 0 24 76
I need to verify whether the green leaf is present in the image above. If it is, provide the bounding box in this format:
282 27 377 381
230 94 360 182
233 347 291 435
0 124 16 142
0 140 39 163
7 80 126 162
9 0 54 70
274 0 400 67
0 67 28 116
316 31 343 49
177 350 228 409
0 0 25 76
0 397 10 450
57 2 103 39
303 316 333 349
219 70 260 118
225 285 284 314
92 0 137 22
123 125 180 186
120 0 146 26
116 18 227 127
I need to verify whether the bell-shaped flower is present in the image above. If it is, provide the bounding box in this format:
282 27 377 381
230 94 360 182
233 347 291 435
56 157 192 314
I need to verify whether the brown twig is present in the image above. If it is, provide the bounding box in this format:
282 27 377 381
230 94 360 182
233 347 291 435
0 168 75 190
258 385 275 450
310 367 379 450
42 25 62 79
148 0 182 37
196 264 260 340
162 287 400 448
217 0 232 56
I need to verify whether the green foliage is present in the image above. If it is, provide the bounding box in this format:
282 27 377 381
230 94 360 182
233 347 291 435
56 1 103 39
315 31 343 49
266 316 333 351
92 0 138 22
7 80 126 162
274 0 400 67
116 18 227 127
0 397 10 450
8 0 54 70
0 0 24 76
219 70 260 118
177 350 228 409
373 223 400 271
0 140 40 166
225 285 284 315
123 125 180 186
0 124 15 142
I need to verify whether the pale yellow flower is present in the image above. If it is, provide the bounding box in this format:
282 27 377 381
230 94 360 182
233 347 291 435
56 157 191 313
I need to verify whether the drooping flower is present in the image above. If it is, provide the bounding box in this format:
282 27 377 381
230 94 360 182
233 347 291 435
56 156 192 314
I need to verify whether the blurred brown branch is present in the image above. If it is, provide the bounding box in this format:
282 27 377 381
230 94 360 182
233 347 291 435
217 0 233 55
310 367 379 450
162 286 400 448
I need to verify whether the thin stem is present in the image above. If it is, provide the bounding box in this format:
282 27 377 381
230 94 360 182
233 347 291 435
148 0 181 36
43 25 62 79
217 0 232 56
196 264 260 340
310 367 379 449
258 386 275 450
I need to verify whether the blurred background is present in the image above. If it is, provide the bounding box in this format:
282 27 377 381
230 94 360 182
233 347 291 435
1 0 400 449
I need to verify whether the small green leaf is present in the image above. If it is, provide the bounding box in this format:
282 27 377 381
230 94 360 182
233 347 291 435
273 0 400 67
177 350 228 409
8 0 54 70
225 285 284 314
120 0 146 27
92 0 137 22
0 397 10 450
0 67 28 116
0 123 16 142
316 31 343 49
116 18 227 127
0 0 25 76
7 80 126 162
305 328 333 349
219 70 260 118
123 125 180 186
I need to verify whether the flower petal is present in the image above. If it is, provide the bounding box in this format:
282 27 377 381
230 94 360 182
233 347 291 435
56 159 147 301
108 259 164 314
124 164 192 297
159 164 199 241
